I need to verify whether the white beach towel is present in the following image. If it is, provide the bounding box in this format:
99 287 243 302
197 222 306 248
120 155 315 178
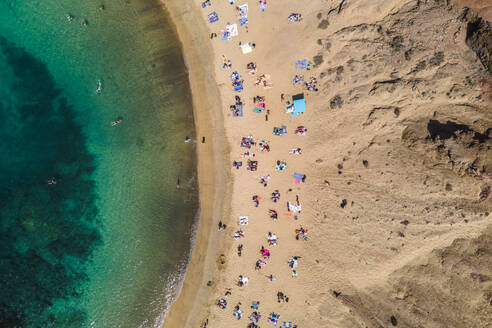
239 216 249 225
238 4 248 18
241 42 253 54
288 202 302 213
226 23 238 37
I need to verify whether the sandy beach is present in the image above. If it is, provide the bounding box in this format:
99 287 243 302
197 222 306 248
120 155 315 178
163 0 491 327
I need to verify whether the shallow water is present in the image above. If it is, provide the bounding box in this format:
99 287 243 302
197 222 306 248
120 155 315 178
0 1 198 327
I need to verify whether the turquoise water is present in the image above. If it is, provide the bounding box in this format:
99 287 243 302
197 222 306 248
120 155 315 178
0 1 198 327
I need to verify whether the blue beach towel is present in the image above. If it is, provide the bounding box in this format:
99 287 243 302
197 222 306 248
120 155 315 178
239 17 248 26
208 12 219 23
295 59 307 70
233 105 243 117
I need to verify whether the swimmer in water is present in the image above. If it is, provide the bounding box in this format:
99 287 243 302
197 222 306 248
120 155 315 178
185 136 191 143
99 4 105 10
176 177 180 189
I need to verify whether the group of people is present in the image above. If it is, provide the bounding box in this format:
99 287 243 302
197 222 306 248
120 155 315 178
205 1 315 327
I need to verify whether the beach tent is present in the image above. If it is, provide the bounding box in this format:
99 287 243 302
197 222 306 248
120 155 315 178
291 93 305 117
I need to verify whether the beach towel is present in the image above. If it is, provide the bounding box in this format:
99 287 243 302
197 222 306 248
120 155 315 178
259 1 267 11
239 216 249 225
288 202 302 213
233 104 243 117
238 4 248 26
241 42 253 54
293 173 303 180
254 102 265 113
282 322 293 328
208 12 219 23
227 23 238 37
221 31 231 40
292 93 305 117
275 163 286 171
295 59 307 70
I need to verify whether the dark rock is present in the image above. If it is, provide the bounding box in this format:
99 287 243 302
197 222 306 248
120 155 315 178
429 51 445 66
313 55 324 66
330 95 343 109
404 48 413 60
414 60 427 72
318 19 329 29
479 186 490 201
390 35 404 51
462 8 492 73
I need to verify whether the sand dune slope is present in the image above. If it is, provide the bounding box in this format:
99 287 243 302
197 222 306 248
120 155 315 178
304 1 491 327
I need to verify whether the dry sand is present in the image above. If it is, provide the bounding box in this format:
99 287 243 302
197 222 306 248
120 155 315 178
163 0 491 327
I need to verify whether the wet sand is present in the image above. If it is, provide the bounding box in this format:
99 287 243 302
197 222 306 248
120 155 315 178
161 1 230 327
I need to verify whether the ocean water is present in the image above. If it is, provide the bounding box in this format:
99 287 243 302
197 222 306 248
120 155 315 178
0 1 198 327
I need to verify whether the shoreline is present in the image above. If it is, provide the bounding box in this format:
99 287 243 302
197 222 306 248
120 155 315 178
161 1 230 327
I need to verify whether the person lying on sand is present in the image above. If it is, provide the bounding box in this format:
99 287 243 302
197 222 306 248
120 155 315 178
266 231 278 245
289 147 302 154
238 275 249 287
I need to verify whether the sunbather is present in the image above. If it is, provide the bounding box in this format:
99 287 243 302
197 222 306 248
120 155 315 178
259 0 267 11
289 147 302 154
247 62 257 74
259 174 270 186
271 190 280 202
